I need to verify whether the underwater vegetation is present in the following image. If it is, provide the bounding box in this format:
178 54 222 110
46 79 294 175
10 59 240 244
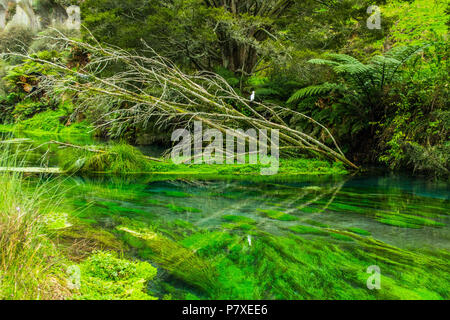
2 151 448 300
50 173 448 300
256 209 298 221
117 224 217 294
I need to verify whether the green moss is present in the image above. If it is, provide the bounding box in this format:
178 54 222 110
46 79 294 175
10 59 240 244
256 209 298 221
76 251 158 300
13 108 92 136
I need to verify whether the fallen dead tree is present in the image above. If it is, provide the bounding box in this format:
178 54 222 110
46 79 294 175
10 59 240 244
8 31 358 169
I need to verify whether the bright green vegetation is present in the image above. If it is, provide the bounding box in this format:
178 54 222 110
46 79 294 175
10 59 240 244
0 0 448 302
1 0 447 178
76 251 158 300
289 225 328 236
1 154 449 300
47 174 448 300
0 150 69 300
376 211 446 229
59 143 157 174
58 145 348 176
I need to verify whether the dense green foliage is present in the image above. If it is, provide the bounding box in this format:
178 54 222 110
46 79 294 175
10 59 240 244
0 0 448 302
0 0 447 177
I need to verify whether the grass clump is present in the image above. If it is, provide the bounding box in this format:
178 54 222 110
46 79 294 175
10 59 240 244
76 251 158 300
0 148 69 300
60 143 156 174
14 109 91 136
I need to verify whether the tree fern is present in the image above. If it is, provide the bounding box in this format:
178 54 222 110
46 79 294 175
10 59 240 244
288 45 427 143
291 45 427 107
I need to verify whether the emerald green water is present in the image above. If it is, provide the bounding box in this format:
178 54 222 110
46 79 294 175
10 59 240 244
48 173 449 300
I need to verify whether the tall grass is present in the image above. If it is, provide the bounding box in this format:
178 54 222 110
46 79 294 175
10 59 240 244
0 143 69 300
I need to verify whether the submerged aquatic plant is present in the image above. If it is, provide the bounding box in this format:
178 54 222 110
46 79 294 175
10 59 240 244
117 224 217 294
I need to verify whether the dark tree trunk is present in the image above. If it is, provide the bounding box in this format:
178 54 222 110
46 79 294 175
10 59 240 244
203 0 295 74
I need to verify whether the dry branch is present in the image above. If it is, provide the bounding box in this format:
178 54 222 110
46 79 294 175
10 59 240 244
7 31 358 169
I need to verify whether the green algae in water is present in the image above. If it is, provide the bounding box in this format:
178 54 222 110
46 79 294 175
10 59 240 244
165 203 201 213
221 215 257 231
348 227 372 236
289 225 328 236
48 174 450 300
256 209 298 221
375 211 445 229
222 223 256 231
329 233 355 242
222 215 256 225
304 220 331 228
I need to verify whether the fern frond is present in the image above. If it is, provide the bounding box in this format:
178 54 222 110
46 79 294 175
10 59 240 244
287 82 340 104
333 63 374 75
370 56 401 67
325 53 361 65
385 44 428 63
308 58 339 66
